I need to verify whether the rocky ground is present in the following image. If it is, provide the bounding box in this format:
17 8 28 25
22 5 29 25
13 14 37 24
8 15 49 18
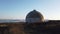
0 22 60 34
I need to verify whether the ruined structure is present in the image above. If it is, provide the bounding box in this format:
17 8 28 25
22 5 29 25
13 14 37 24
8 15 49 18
24 10 60 34
26 10 44 23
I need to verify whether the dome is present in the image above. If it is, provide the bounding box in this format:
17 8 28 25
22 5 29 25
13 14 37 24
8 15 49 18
26 10 44 23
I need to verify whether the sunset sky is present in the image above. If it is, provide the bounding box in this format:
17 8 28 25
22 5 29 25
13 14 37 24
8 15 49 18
0 0 60 20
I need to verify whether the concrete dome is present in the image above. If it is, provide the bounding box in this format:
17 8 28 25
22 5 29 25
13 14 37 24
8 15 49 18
26 10 44 23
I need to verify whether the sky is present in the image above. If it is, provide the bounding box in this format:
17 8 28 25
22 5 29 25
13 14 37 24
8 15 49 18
0 0 60 20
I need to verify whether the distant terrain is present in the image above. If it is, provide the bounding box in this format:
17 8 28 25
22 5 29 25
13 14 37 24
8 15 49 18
0 19 25 23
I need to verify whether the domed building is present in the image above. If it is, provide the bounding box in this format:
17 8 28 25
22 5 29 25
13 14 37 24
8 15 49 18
26 10 44 23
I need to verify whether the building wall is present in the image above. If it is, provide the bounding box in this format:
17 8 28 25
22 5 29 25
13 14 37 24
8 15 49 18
26 18 42 23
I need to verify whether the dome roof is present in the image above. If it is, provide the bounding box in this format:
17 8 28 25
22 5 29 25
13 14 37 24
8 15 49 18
26 10 43 18
26 10 44 23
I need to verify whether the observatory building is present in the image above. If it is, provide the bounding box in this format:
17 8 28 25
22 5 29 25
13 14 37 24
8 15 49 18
26 10 44 23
